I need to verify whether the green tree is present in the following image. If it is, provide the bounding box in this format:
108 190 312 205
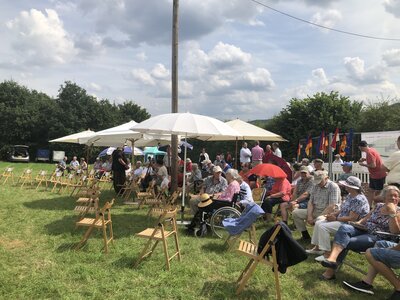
267 91 363 158
356 100 400 132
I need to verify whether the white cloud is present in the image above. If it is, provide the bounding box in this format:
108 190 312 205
89 82 102 91
6 9 77 65
208 42 251 70
344 57 387 84
151 64 170 79
135 52 147 61
382 48 400 66
130 68 155 86
384 0 400 18
310 9 342 30
311 68 329 85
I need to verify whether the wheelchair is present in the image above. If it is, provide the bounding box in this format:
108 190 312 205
194 193 242 238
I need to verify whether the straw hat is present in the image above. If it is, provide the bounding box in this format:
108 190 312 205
198 193 213 208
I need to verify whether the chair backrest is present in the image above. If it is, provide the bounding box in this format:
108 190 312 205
99 199 115 221
258 224 281 258
252 188 264 203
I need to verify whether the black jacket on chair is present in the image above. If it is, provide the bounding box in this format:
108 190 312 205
258 222 307 273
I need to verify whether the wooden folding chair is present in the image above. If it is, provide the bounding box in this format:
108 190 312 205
1 167 14 185
236 224 282 299
70 175 89 196
252 188 264 204
134 207 181 270
225 224 257 251
74 188 100 221
58 173 75 193
99 171 112 188
75 199 114 253
16 168 33 188
137 180 157 209
35 170 48 190
145 190 179 216
46 170 63 192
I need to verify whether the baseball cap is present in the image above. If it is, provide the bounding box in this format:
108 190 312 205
341 162 352 168
313 170 328 185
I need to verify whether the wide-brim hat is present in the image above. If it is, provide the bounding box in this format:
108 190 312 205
198 193 213 208
339 176 361 190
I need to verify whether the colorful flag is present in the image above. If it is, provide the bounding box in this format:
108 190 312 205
305 135 312 157
339 134 347 156
345 128 354 155
331 128 339 151
319 131 326 154
297 141 301 157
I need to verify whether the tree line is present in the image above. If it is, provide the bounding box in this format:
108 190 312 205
0 80 399 162
0 80 150 160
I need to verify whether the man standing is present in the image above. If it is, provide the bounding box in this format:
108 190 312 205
240 142 251 166
112 148 129 193
292 170 341 241
272 142 282 158
251 141 264 167
358 140 387 205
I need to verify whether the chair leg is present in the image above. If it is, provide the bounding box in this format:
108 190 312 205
162 236 171 271
236 260 258 295
134 239 158 268
102 224 109 253
75 226 95 250
173 232 181 261
271 245 281 300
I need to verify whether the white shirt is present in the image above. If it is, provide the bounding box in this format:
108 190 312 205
240 147 252 163
133 167 144 177
239 181 254 205
333 158 343 164
385 150 400 184
274 148 282 158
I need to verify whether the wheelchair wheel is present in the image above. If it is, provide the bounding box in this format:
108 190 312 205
210 206 241 239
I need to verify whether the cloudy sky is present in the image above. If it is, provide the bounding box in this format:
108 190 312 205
1 0 400 121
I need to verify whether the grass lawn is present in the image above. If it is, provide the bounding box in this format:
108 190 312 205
0 161 393 299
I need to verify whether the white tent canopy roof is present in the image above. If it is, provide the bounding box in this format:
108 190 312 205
49 129 96 144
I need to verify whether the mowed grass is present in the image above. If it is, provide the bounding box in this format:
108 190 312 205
0 161 393 299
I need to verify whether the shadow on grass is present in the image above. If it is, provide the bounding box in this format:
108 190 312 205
200 280 267 299
24 196 75 211
44 213 150 238
56 242 77 252
112 255 134 269
201 241 226 253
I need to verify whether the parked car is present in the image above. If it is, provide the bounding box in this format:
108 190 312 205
8 145 30 163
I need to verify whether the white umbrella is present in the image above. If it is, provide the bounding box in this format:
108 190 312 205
204 119 287 142
49 129 96 144
78 120 171 147
131 112 241 220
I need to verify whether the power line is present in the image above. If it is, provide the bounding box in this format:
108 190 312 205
249 0 400 41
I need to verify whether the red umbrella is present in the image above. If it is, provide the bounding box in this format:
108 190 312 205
246 163 287 178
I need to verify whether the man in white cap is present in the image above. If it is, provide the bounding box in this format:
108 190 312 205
189 165 227 215
292 170 341 241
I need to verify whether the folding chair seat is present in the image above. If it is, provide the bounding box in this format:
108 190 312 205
1 167 14 185
17 168 33 188
35 170 48 190
75 199 114 253
235 224 282 299
74 188 100 222
99 171 112 187
134 207 181 270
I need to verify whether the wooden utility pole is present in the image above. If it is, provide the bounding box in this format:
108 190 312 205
170 0 179 192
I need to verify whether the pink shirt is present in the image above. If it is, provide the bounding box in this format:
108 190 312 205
251 145 264 161
366 148 386 179
217 180 240 202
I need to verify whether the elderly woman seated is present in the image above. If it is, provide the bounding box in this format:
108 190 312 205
187 163 203 193
212 168 240 202
306 176 370 262
320 185 400 280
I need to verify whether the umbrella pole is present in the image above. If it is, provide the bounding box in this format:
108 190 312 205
181 134 187 222
235 137 238 169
